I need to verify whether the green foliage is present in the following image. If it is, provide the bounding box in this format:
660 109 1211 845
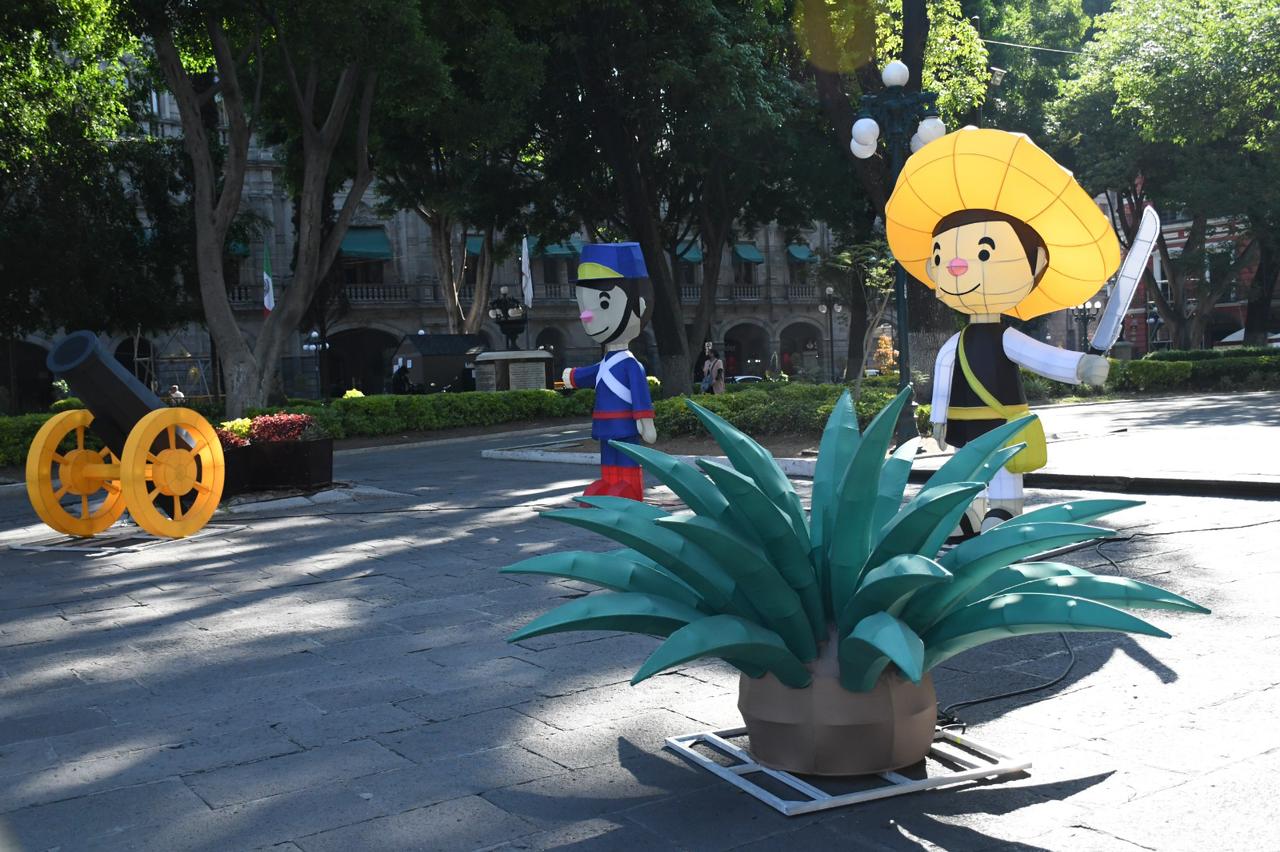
502 390 1206 693
49 398 85 413
0 413 53 467
248 389 595 442
1143 347 1277 362
1105 360 1192 393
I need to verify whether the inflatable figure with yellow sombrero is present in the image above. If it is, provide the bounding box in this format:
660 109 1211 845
886 127 1122 533
562 243 657 501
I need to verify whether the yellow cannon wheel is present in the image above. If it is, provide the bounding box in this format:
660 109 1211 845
119 407 225 538
25 409 128 537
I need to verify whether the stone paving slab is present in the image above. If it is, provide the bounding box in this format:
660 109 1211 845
1 419 1278 849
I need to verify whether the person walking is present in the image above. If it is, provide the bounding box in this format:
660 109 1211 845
702 349 726 395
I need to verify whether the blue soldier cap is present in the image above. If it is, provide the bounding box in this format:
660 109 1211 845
577 243 648 282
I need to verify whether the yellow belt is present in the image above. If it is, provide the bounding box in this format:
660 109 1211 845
946 403 1031 421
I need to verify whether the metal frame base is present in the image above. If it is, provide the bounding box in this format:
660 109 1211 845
8 523 243 555
665 726 1031 816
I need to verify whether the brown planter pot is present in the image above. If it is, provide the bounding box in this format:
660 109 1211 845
737 641 937 776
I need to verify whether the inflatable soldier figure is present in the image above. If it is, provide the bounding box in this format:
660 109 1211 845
562 243 656 501
886 128 1129 535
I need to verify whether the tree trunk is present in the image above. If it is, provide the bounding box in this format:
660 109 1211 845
427 214 463 334
462 225 496 334
845 278 869 381
1245 227 1278 345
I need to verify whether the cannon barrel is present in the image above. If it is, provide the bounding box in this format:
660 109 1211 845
46 331 170 457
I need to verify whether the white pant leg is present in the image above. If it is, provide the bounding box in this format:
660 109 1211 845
987 467 1023 501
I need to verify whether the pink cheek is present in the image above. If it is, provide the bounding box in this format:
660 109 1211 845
579 310 594 323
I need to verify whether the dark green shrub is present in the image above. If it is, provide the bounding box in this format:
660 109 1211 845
0 413 55 467
1107 359 1192 392
50 397 85 412
1143 346 1274 362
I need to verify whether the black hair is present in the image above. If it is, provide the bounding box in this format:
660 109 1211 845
575 276 653 344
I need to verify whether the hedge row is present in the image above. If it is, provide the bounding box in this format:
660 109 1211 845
1142 346 1275 362
1108 354 1280 392
247 388 597 440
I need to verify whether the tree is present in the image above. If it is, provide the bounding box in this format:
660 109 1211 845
376 1 545 335
531 1 822 393
1050 0 1279 347
797 0 988 339
819 239 894 401
132 0 440 415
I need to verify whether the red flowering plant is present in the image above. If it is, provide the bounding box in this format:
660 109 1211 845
248 413 316 443
214 427 249 450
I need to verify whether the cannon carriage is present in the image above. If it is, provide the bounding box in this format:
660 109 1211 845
25 331 225 539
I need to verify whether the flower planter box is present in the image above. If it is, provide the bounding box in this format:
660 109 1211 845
222 438 333 496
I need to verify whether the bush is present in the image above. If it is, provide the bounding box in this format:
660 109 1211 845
219 417 252 439
50 397 85 412
1143 346 1275 362
654 384 902 439
0 413 54 467
249 412 315 442
342 388 365 399
215 427 249 449
1106 359 1192 393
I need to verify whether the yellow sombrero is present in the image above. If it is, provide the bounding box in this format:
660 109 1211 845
885 127 1120 321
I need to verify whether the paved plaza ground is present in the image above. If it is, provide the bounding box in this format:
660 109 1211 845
1 392 1277 851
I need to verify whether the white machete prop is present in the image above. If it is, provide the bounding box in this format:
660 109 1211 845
1089 206 1160 354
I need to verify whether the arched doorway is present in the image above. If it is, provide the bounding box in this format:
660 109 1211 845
723 322 769 378
327 328 399 397
0 340 53 413
114 337 155 385
535 326 567 375
780 321 822 382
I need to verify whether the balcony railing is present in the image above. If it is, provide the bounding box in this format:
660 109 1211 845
680 285 700 303
346 283 411 303
729 284 762 301
786 284 816 302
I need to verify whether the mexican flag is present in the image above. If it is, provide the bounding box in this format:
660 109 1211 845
263 244 275 317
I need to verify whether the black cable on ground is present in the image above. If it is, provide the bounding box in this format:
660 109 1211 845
938 633 1077 731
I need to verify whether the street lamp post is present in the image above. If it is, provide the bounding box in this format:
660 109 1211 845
817 285 844 382
849 60 945 442
301 330 329 397
1068 301 1103 351
487 286 527 351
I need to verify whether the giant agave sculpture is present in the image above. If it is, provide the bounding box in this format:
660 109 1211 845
502 388 1207 774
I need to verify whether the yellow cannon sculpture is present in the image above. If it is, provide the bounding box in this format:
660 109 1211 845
26 331 225 539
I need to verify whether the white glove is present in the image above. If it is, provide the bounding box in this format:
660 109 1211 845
637 417 657 444
1077 354 1110 387
561 367 575 388
933 422 947 452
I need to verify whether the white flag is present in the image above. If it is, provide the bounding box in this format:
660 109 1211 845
263 243 275 316
520 236 533 308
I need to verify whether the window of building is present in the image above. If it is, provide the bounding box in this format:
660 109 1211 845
343 260 384 286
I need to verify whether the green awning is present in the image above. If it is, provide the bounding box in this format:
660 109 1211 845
733 242 764 264
787 244 819 263
527 236 578 258
228 240 250 257
465 235 484 256
340 226 392 260
676 241 703 264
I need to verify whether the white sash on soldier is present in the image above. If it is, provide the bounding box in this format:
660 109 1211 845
595 350 634 404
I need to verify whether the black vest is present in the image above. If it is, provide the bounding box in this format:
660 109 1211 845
947 322 1026 448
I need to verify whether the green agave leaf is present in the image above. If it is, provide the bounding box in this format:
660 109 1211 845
500 550 705 611
838 612 926 692
811 390 859 588
508 592 706 642
952 561 1093 609
611 441 735 524
575 495 671 521
986 575 1210 614
632 614 812 688
684 399 809 550
922 592 1171 671
921 414 1040 491
839 554 951 636
655 516 817 661
828 386 914 621
862 482 986 580
996 499 1144 529
871 438 920 535
542 508 759 621
901 522 1114 633
696 459 825 638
